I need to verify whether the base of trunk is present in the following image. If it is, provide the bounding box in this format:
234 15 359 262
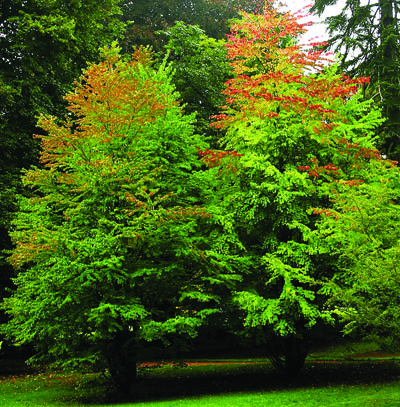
267 335 309 378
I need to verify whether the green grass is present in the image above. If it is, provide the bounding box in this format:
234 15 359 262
129 385 400 407
1 341 400 407
307 339 383 361
1 361 400 407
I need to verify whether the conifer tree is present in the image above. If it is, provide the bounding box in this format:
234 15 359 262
312 0 400 160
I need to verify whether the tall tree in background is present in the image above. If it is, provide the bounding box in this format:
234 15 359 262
158 22 233 143
311 0 400 160
203 2 384 375
119 0 265 51
0 0 124 173
1 45 217 391
0 0 124 331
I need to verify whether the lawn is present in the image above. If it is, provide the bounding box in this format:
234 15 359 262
1 344 400 407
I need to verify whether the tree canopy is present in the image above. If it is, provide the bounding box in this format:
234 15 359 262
119 0 265 50
0 0 124 168
201 2 386 374
158 22 232 142
1 45 220 391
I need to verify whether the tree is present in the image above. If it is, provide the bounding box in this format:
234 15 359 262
119 0 265 51
158 22 233 143
0 0 125 330
0 0 124 173
202 1 384 375
1 45 218 392
311 0 400 160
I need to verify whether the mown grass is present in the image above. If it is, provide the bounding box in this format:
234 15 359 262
1 343 400 406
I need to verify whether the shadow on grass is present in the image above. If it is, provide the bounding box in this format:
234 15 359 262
79 359 400 405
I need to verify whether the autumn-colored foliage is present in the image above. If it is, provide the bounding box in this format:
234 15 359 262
2 44 217 391
3 1 400 387
203 1 389 374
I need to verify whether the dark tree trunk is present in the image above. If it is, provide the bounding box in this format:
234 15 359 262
378 0 400 158
267 335 309 378
102 328 137 393
379 0 396 61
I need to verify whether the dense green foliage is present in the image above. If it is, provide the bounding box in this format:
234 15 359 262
0 0 125 320
0 0 124 185
201 3 386 373
311 0 400 351
158 22 232 142
317 158 400 350
119 0 264 50
1 45 220 390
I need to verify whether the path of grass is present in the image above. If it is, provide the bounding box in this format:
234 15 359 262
1 359 400 407
131 385 400 407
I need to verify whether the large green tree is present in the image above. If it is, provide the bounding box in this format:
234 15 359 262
202 2 384 375
1 45 218 392
0 0 124 331
311 0 400 160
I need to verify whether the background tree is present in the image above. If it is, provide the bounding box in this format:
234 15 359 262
0 0 124 337
0 0 124 176
1 45 219 392
119 0 265 51
311 0 400 160
202 2 384 375
158 22 233 143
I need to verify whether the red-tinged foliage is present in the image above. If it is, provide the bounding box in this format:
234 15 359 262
224 3 327 70
312 208 338 220
197 147 244 168
9 45 212 270
212 2 371 137
213 0 391 194
339 179 365 187
298 162 341 179
200 149 244 177
35 47 170 171
8 224 60 270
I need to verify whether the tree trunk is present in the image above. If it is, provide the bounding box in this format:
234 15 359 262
379 0 396 61
378 0 400 158
267 335 309 378
102 328 137 393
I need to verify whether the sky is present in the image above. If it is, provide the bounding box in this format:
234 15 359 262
280 0 347 43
